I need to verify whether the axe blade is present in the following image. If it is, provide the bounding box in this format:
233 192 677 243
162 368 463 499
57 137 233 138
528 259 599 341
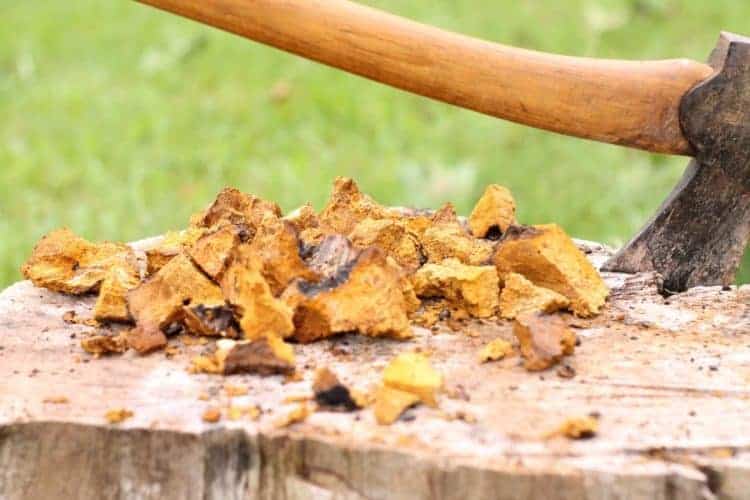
603 32 750 292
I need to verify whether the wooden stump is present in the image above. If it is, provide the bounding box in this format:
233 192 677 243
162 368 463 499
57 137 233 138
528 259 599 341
2 240 750 499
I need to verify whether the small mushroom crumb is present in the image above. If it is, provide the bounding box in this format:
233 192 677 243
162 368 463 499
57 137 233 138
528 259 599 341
283 393 312 403
197 392 210 401
43 396 69 404
514 313 576 371
548 415 599 440
373 385 420 425
478 339 514 363
105 408 134 424
80 333 127 357
63 310 99 327
313 367 361 411
556 364 576 379
382 352 443 407
224 383 249 397
275 403 311 428
164 345 181 358
202 407 222 423
191 335 295 376
227 405 261 421
227 406 244 421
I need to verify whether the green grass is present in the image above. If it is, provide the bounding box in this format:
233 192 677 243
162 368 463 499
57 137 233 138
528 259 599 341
2 0 749 287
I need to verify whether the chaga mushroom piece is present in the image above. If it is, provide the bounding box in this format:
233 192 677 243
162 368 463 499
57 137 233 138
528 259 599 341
81 333 128 356
382 352 443 407
192 336 295 376
249 215 320 296
223 336 295 375
195 187 282 233
493 224 609 317
513 312 576 371
318 177 390 234
550 416 599 440
499 272 570 320
21 228 138 295
349 218 423 272
145 227 206 276
412 258 499 318
220 246 294 340
373 385 420 425
93 266 141 322
420 224 495 266
478 338 514 363
312 367 360 411
468 184 517 238
283 247 412 343
124 325 170 354
127 253 225 353
188 224 243 280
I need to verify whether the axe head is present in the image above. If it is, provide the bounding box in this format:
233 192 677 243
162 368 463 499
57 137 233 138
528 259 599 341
603 32 750 292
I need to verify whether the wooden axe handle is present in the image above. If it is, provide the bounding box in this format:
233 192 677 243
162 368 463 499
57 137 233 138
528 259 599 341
137 0 714 155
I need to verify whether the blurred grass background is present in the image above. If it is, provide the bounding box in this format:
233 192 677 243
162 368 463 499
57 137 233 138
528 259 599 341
2 0 749 287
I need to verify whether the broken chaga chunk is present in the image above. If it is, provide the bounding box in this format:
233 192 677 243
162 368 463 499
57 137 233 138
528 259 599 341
223 336 296 375
493 224 609 317
547 416 599 440
513 313 576 371
318 177 390 234
478 339 514 363
313 367 360 411
145 227 206 275
499 272 570 319
220 246 294 339
420 224 494 266
275 403 311 428
191 336 295 376
195 187 281 233
249 215 319 296
126 253 224 353
182 304 240 338
373 385 420 425
81 333 128 356
283 203 319 233
283 247 412 343
412 258 499 318
93 266 141 322
105 408 133 424
382 352 443 407
187 224 242 280
349 218 423 271
22 228 138 295
469 184 516 238
202 407 222 423
125 326 169 354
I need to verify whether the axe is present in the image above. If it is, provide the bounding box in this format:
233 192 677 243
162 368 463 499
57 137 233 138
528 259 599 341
136 0 750 292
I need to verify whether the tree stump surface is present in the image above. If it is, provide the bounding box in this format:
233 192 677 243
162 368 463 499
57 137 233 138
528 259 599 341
2 239 750 500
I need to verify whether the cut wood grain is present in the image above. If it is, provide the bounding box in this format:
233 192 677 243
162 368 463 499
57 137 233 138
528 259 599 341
2 239 750 499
